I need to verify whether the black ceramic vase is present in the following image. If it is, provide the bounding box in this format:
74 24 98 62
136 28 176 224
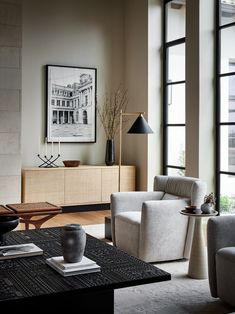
61 224 86 263
105 139 115 166
0 216 19 245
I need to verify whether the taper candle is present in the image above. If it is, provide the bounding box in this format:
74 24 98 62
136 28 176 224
45 137 48 156
39 137 41 155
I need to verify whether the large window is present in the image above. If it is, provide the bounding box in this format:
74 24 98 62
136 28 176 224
163 0 186 176
216 0 235 214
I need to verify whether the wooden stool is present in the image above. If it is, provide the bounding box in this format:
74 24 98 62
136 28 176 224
4 202 62 230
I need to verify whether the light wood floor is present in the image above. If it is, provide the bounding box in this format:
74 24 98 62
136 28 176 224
18 210 110 230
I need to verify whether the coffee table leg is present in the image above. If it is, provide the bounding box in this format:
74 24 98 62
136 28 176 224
188 217 207 279
1 288 114 312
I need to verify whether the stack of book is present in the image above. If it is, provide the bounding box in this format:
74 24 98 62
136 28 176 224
0 243 43 260
46 256 100 277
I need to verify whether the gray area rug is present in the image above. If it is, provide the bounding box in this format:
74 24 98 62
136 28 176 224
83 224 235 314
115 259 235 314
83 224 105 239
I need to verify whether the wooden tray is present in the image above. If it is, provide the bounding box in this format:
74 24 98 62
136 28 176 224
6 202 62 214
0 205 14 215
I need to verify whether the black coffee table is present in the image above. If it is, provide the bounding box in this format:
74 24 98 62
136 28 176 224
0 227 170 312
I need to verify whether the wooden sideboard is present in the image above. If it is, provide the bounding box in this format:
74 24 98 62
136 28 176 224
21 166 136 206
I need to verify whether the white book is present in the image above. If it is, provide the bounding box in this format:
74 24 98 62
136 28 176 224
0 243 43 260
51 256 96 270
46 257 101 277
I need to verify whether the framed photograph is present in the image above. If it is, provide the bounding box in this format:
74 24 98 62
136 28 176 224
46 65 97 143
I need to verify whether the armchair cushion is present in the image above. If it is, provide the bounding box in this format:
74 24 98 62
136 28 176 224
154 175 206 207
162 193 182 200
164 177 194 197
115 212 141 258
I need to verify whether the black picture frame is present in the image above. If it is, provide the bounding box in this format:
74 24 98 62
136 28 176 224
46 64 97 143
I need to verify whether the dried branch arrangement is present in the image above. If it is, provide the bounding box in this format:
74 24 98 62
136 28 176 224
97 87 128 140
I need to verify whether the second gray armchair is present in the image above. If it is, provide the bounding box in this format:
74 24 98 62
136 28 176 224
207 215 235 307
111 175 206 262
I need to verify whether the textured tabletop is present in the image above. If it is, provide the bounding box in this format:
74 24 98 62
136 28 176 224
0 227 170 304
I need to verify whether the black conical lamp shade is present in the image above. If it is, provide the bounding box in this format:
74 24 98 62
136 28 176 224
127 115 153 134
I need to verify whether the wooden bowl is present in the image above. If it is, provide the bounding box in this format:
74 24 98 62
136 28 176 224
63 160 80 167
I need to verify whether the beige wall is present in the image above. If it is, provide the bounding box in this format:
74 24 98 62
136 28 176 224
21 0 162 191
148 0 162 190
22 0 125 167
0 0 22 204
2 0 215 200
22 0 156 191
123 0 149 190
122 0 162 191
186 0 215 192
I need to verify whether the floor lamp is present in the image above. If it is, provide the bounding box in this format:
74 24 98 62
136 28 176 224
118 110 153 192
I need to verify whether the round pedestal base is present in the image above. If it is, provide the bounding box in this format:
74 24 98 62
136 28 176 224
188 217 207 279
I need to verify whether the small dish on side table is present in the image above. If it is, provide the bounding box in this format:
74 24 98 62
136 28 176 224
184 205 196 214
180 209 218 217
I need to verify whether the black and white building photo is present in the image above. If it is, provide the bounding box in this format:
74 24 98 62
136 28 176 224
47 65 96 142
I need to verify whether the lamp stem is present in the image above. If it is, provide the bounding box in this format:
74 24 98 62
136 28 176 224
118 110 152 192
119 110 123 192
121 111 145 116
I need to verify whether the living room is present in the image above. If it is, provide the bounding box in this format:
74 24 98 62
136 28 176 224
0 0 235 312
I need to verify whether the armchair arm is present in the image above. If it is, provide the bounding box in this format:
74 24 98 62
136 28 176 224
110 191 164 246
139 199 189 261
207 215 235 297
110 191 164 216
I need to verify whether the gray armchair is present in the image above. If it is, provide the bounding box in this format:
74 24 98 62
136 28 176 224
111 175 206 262
207 215 235 307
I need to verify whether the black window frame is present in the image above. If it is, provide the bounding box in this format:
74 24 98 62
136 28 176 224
163 0 186 175
216 0 235 213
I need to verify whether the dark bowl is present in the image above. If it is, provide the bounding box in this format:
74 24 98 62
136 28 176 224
63 160 80 167
0 216 19 244
185 205 197 214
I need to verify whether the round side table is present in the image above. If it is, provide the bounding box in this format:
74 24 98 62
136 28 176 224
180 209 218 279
